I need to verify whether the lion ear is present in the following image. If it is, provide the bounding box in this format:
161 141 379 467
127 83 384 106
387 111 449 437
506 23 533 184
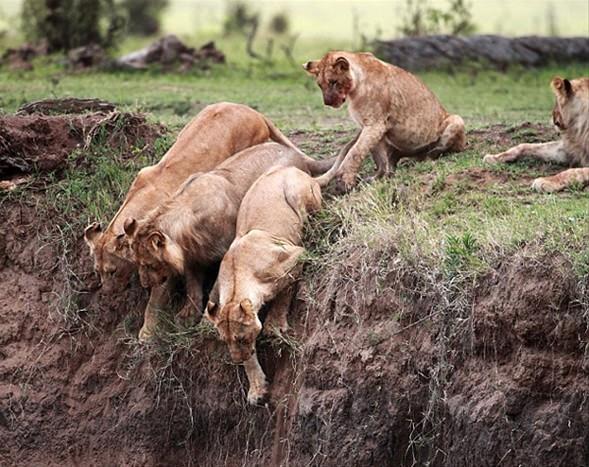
204 301 219 323
123 218 137 237
84 222 102 247
551 77 573 97
303 60 320 76
114 232 127 250
147 232 165 253
333 56 350 73
239 299 254 317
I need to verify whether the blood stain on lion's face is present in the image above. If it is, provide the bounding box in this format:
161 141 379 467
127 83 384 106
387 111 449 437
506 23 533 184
304 55 354 109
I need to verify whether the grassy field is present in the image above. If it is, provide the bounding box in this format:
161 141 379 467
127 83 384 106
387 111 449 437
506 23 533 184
1 56 588 309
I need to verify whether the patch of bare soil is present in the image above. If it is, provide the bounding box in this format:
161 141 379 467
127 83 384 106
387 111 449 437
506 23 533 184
0 120 587 466
0 110 163 184
468 121 558 150
0 104 163 180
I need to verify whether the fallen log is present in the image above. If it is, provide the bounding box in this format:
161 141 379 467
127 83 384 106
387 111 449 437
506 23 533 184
374 35 589 70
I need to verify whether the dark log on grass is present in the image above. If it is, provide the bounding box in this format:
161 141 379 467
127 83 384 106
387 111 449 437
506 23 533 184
374 35 589 71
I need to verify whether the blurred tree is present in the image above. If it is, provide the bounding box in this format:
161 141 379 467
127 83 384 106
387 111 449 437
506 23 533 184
223 1 259 36
21 0 125 51
399 0 476 37
120 0 169 36
268 12 289 35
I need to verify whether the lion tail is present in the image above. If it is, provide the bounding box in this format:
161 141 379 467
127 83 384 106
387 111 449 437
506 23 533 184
264 115 337 177
263 115 306 156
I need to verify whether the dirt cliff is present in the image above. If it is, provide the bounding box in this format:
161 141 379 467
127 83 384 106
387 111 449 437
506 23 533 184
0 116 587 466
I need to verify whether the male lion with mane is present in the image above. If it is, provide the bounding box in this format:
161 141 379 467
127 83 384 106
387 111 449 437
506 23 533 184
484 77 589 192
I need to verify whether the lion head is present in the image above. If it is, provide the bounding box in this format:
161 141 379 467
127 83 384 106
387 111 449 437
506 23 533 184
84 222 135 292
205 298 262 363
123 217 184 288
550 77 589 132
303 53 354 108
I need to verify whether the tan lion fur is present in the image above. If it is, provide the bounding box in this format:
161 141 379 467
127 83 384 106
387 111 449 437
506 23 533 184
83 103 309 341
303 51 465 190
205 166 322 404
124 143 332 341
484 77 589 192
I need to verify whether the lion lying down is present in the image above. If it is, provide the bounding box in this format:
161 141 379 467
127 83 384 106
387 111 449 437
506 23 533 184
484 77 589 192
205 166 322 404
124 143 332 340
84 102 308 341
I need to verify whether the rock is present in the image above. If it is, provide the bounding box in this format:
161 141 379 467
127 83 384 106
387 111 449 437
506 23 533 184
116 34 225 71
67 44 106 70
374 35 589 70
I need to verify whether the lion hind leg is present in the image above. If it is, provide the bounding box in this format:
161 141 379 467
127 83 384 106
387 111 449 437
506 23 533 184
243 352 269 405
263 284 297 336
440 114 466 154
532 167 589 192
369 139 392 180
424 114 466 160
484 141 568 165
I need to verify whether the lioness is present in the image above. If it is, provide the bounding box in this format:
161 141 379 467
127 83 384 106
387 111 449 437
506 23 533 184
84 102 306 341
484 77 589 192
205 165 322 404
303 51 465 191
124 143 332 340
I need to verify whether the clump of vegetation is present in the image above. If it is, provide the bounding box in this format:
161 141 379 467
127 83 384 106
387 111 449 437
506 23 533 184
399 0 476 37
222 0 259 36
120 0 169 36
222 0 298 65
20 0 125 51
268 12 290 35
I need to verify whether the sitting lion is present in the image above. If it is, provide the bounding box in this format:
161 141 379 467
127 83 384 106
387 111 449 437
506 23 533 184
205 165 322 404
303 51 466 191
123 143 332 341
484 77 589 192
84 102 308 341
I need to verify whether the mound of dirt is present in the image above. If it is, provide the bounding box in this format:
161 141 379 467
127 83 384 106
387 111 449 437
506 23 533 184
0 100 163 180
0 123 587 466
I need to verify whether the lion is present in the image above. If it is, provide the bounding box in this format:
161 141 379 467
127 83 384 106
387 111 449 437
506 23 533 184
123 143 332 342
484 77 589 192
303 51 466 191
84 102 309 341
205 165 322 404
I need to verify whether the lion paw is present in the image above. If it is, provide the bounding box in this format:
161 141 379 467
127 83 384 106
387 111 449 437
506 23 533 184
247 379 269 405
138 325 155 343
335 172 358 193
483 154 499 164
531 177 561 193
